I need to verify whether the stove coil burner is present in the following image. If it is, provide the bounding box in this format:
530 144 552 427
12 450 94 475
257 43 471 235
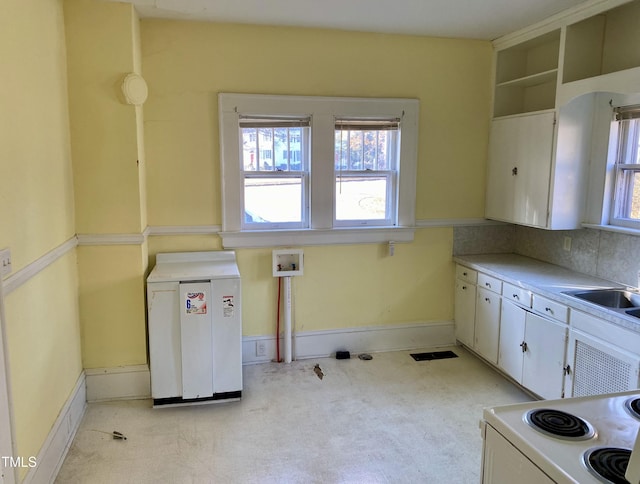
524 408 595 440
624 397 640 420
583 447 631 484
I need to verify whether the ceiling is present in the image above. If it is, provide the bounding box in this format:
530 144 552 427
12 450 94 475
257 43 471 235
115 0 592 40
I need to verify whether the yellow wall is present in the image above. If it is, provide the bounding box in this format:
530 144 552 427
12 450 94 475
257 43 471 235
4 253 82 469
141 20 492 336
65 0 149 369
142 21 492 226
65 0 145 235
0 0 82 473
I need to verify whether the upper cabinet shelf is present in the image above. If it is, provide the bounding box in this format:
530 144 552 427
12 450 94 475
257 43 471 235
492 0 640 118
493 30 560 118
563 1 640 84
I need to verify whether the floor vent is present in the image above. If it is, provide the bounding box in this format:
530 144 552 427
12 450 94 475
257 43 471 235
410 351 458 362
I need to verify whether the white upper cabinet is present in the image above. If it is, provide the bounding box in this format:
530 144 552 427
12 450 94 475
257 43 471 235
486 111 554 228
493 30 560 118
486 0 640 229
560 0 640 104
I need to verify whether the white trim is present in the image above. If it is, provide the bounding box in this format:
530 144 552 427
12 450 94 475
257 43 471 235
76 233 146 246
241 321 455 364
416 218 507 228
88 324 454 398
582 223 640 237
22 372 86 484
3 237 78 296
85 365 151 402
220 226 415 248
493 0 630 49
147 225 221 236
219 93 419 236
0 266 16 484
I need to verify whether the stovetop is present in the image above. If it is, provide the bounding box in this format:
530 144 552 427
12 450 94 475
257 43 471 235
483 390 640 483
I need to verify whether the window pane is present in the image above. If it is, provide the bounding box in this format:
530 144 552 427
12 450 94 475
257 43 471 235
242 125 307 172
617 170 640 220
244 178 302 224
242 128 257 170
335 126 397 171
335 176 388 221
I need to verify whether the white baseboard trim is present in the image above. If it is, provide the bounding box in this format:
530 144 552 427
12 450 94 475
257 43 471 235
85 365 151 402
242 321 455 364
84 322 454 400
23 372 86 484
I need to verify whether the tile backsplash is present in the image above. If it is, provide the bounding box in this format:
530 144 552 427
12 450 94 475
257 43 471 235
453 224 640 288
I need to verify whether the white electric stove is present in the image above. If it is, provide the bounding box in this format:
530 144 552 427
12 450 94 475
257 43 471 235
481 391 640 483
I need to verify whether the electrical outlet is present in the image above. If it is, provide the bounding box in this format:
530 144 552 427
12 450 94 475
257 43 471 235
0 248 11 277
256 340 267 357
563 237 572 252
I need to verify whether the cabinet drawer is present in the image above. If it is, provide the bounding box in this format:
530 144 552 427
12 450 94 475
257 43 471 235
503 282 532 307
456 265 477 284
532 294 569 323
478 273 502 294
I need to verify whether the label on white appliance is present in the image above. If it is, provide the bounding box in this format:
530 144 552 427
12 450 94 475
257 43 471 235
185 292 207 314
222 296 234 318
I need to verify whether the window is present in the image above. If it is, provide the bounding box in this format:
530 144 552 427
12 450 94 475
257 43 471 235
219 93 419 247
611 105 640 230
239 117 310 229
334 118 398 226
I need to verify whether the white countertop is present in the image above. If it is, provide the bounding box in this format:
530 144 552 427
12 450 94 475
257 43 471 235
454 253 640 333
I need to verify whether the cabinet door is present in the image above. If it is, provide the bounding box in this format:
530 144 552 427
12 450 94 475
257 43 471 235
476 287 502 364
522 312 567 400
485 119 517 223
485 112 555 228
455 279 476 348
565 329 640 398
498 299 526 382
514 112 554 227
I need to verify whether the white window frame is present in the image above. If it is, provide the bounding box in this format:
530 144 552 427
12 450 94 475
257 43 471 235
610 105 640 230
218 93 419 248
239 118 311 230
334 118 399 227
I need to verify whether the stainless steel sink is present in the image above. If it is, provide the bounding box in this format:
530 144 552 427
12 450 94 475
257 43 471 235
563 289 640 309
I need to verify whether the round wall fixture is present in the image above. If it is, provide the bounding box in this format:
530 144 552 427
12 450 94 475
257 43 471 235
121 73 148 105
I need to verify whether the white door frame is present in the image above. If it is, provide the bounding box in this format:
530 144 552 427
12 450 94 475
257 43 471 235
0 280 16 484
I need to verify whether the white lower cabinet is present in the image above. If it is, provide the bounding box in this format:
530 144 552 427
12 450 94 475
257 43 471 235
498 299 526 382
521 313 567 400
476 287 501 364
498 301 567 399
454 279 476 348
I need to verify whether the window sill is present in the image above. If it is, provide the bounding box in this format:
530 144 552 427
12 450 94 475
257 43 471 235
582 223 640 237
219 226 415 248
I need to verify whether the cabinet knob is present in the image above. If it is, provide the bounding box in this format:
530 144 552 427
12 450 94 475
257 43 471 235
513 294 519 300
462 285 467 290
485 282 491 288
545 307 554 314
485 297 490 303
512 167 518 176
520 341 528 352
563 364 571 376
463 272 467 276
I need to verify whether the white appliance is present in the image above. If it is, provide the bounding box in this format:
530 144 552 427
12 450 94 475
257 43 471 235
147 251 242 407
481 391 640 483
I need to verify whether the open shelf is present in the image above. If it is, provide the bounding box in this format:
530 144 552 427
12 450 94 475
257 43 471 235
563 1 640 83
493 30 560 117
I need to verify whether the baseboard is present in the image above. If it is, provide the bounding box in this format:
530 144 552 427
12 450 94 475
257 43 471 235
23 372 86 484
242 321 455 364
85 365 151 402
84 322 455 400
